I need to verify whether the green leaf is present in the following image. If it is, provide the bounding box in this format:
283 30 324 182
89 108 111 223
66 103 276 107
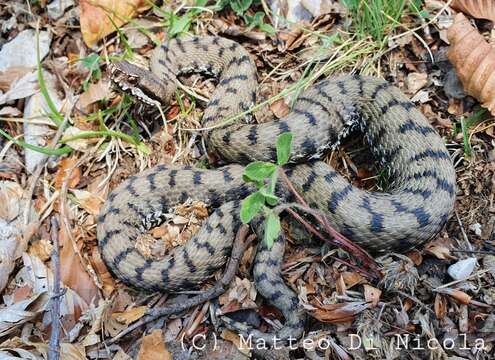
264 210 281 248
230 0 252 15
244 161 277 182
259 185 279 206
276 132 293 165
168 13 192 38
258 23 276 36
242 174 264 188
240 192 265 223
80 53 102 79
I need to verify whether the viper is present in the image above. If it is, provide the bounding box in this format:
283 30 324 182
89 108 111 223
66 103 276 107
97 36 456 343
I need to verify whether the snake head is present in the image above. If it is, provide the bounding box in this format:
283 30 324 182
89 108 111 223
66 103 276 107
108 61 170 107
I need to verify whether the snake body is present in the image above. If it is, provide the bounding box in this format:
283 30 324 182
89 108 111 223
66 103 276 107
98 36 456 342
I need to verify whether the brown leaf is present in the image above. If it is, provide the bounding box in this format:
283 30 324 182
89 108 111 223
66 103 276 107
54 157 81 190
59 226 99 304
220 329 251 356
80 0 152 48
137 329 172 360
90 247 115 297
269 98 290 118
363 284 381 307
452 0 495 23
447 13 495 115
72 189 104 216
341 271 365 289
424 237 455 260
437 288 472 305
434 293 447 319
310 302 369 323
79 79 111 108
113 306 147 325
0 66 33 92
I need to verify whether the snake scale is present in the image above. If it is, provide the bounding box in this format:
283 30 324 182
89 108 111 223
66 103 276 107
97 36 456 343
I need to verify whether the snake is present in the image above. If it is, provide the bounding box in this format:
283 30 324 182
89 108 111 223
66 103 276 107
97 36 456 344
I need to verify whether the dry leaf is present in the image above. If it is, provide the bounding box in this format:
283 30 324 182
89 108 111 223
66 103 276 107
434 293 447 319
54 157 81 190
113 306 147 325
0 293 48 337
452 0 495 23
79 79 111 108
59 226 99 304
90 247 115 296
341 271 365 289
61 126 93 151
424 237 455 260
406 72 428 94
436 288 472 305
310 302 369 323
448 13 495 115
80 0 152 47
0 66 33 92
137 329 172 360
269 98 290 118
220 329 251 356
72 189 104 216
363 284 381 307
0 182 37 292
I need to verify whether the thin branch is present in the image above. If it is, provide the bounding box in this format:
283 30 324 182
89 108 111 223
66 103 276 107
107 224 255 344
48 217 62 360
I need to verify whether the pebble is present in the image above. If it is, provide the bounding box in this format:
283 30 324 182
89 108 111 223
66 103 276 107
448 257 477 280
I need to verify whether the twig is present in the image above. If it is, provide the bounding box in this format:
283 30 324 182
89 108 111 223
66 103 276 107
48 217 62 360
454 208 473 251
107 224 255 344
278 168 382 279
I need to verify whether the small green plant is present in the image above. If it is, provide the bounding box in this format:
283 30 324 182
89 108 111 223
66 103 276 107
215 0 275 35
342 0 407 44
240 132 292 247
151 0 209 38
79 53 102 91
453 109 486 158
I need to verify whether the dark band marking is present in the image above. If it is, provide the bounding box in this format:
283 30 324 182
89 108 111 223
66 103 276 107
182 249 197 273
248 126 258 145
220 74 248 86
399 119 436 135
327 184 353 213
193 171 202 185
169 170 177 187
293 109 317 126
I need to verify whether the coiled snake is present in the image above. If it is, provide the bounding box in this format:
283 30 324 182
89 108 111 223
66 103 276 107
97 36 456 343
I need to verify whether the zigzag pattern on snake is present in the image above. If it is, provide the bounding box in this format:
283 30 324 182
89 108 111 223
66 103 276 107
97 36 456 343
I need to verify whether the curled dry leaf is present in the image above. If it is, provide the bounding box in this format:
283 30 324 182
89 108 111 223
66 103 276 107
452 0 495 23
80 0 152 47
447 13 495 115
